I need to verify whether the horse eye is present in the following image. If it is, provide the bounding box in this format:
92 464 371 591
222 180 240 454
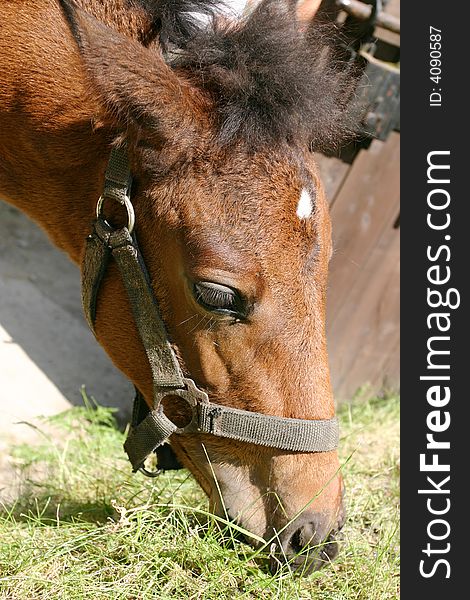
193 282 245 316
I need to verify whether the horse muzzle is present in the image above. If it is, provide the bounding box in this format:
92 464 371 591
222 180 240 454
269 506 346 575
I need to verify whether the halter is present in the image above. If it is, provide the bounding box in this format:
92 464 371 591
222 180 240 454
81 146 339 475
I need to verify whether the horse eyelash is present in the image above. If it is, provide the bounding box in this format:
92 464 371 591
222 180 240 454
195 285 236 309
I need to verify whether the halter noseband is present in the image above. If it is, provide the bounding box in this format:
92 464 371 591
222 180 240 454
81 146 339 475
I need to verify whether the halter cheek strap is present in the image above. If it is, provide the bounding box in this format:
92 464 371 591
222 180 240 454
81 146 339 474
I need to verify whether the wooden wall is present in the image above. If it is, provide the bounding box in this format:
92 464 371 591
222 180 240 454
316 132 400 401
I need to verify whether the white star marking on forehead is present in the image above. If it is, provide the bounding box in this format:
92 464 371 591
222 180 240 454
296 188 313 219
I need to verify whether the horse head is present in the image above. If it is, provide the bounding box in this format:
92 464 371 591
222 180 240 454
60 0 358 572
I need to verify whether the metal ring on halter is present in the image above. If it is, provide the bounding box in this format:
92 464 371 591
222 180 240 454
138 465 162 477
96 194 135 234
138 450 162 477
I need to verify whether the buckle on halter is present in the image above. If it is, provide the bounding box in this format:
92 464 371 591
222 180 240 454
136 379 208 477
154 378 210 435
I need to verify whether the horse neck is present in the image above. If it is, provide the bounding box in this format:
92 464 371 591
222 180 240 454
0 0 154 264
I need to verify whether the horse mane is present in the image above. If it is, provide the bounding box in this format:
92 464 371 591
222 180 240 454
137 0 224 48
76 0 361 151
158 0 361 151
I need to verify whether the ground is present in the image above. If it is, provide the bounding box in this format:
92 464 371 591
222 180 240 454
0 201 132 499
0 394 400 599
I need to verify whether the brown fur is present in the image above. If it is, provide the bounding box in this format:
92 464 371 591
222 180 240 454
0 0 350 570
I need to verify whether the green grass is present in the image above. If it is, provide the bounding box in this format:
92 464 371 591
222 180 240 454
0 393 399 599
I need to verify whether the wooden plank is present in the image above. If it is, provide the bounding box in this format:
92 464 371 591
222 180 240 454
374 337 400 394
328 224 399 400
325 132 400 401
314 153 350 205
327 132 400 323
375 27 400 48
319 2 400 400
376 0 400 47
384 0 400 19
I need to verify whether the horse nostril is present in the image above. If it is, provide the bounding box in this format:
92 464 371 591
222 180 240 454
270 513 341 575
288 521 317 555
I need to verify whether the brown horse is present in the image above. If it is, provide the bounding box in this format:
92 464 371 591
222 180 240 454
0 0 357 574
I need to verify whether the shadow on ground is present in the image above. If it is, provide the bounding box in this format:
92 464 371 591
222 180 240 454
0 202 133 432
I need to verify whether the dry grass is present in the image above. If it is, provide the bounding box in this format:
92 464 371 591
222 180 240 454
0 392 399 599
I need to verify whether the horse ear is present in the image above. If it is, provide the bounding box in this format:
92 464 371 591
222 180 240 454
59 1 202 142
295 0 323 24
246 0 323 23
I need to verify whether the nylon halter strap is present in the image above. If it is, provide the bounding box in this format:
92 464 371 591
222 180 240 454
81 145 339 474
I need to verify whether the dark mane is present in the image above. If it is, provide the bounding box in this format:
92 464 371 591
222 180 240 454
161 0 361 150
137 0 224 48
